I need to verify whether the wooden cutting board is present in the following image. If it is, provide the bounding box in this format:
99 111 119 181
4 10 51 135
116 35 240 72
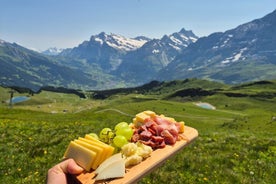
76 126 198 184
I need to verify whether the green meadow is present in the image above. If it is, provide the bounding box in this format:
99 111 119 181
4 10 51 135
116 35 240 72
0 79 275 183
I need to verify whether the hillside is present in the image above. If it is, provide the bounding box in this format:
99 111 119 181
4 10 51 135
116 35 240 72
0 41 95 90
0 40 127 91
1 79 275 183
1 78 275 114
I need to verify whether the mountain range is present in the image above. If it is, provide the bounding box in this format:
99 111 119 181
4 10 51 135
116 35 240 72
1 10 276 91
158 9 276 84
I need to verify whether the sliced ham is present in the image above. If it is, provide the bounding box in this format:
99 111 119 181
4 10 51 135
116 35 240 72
139 130 152 141
131 132 140 142
151 135 164 144
161 129 177 145
131 115 184 149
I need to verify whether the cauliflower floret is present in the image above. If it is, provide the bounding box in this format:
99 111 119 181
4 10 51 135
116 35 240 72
121 142 137 157
121 142 153 167
136 142 153 158
124 154 143 167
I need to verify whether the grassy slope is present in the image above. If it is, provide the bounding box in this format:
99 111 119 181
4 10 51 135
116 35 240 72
0 80 275 183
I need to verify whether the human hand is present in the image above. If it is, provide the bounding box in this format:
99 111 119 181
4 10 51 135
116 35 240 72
47 158 84 184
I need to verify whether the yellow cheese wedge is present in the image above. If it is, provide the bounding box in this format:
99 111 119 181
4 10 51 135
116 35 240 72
74 139 103 170
143 110 156 117
64 141 96 171
84 135 114 161
79 137 110 165
135 112 150 123
133 111 158 127
178 121 185 133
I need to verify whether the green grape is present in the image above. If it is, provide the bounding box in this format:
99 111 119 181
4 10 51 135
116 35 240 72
107 131 115 140
115 126 134 141
110 143 120 153
114 122 129 131
99 128 113 143
88 133 99 140
113 135 128 148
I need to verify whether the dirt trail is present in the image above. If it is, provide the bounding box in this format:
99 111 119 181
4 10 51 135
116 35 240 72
94 108 133 117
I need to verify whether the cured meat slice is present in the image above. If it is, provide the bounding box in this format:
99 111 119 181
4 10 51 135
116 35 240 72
161 129 177 145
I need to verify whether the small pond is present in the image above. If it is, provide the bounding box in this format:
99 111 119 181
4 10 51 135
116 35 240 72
8 96 30 104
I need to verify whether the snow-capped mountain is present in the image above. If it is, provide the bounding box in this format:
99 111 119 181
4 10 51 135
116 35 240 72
0 39 6 45
90 32 149 51
58 29 198 85
113 28 198 84
42 47 64 55
133 36 152 42
162 28 198 50
158 9 276 84
59 32 151 72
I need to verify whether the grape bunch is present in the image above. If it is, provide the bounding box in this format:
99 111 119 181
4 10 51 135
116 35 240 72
99 122 134 148
99 128 114 143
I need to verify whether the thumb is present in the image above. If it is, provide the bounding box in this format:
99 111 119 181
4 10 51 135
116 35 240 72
65 159 84 174
59 158 84 174
47 159 84 184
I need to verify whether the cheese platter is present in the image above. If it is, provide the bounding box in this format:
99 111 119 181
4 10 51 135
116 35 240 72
76 125 198 184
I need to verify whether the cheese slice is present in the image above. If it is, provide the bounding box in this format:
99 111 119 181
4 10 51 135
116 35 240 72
78 137 107 164
95 153 123 174
95 158 125 180
84 135 114 159
74 139 103 170
84 134 107 145
64 141 96 171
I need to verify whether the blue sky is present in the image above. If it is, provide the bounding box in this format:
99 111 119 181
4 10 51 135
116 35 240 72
1 0 275 51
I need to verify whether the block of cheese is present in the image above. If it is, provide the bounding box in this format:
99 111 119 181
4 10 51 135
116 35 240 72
143 110 156 117
84 134 114 159
64 141 96 171
64 134 115 171
74 139 104 170
133 110 157 127
178 121 185 133
134 112 149 122
79 137 108 164
133 112 149 127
